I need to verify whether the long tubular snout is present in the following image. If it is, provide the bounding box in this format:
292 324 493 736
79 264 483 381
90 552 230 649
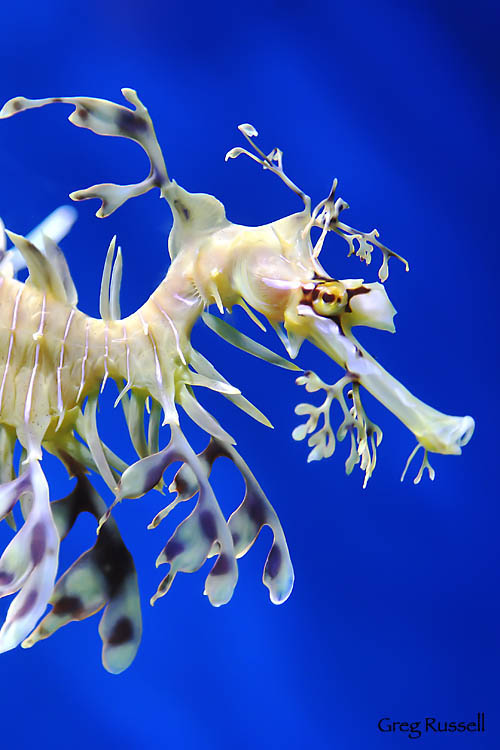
301 308 475 456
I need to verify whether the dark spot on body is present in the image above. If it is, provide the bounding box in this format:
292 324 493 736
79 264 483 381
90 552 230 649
49 472 100 538
210 554 232 576
12 99 22 111
16 589 37 619
231 531 241 547
311 287 320 300
165 537 184 560
322 293 335 304
53 595 83 616
117 110 148 135
265 545 282 579
78 107 89 121
0 571 14 586
93 526 135 597
52 97 62 102
245 491 266 528
173 199 190 221
199 510 217 541
108 616 133 646
134 116 148 131
30 521 46 565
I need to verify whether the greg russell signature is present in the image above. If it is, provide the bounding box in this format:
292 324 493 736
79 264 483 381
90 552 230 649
378 713 485 739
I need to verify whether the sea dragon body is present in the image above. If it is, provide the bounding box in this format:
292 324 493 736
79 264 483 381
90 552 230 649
0 90 474 672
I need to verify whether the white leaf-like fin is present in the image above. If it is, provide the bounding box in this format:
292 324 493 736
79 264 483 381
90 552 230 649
202 312 301 371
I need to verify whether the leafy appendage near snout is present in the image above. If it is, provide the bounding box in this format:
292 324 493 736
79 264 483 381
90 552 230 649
226 124 409 282
292 371 383 488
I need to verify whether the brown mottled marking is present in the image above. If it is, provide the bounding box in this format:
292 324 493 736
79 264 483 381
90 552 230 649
210 553 231 576
265 545 282 579
30 521 46 565
16 589 37 619
108 616 133 645
52 595 83 616
173 199 190 221
117 110 148 135
199 509 217 541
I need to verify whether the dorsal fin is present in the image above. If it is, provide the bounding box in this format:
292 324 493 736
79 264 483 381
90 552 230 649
4 230 71 303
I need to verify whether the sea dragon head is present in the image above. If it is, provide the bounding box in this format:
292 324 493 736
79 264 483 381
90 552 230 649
217 124 474 484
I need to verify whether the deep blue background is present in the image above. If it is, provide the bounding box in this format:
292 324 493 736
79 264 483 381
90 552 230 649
0 1 498 748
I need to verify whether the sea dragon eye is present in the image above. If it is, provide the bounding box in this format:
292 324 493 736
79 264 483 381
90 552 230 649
311 280 348 316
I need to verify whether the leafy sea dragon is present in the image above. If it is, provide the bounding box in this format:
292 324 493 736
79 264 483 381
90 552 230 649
0 90 474 672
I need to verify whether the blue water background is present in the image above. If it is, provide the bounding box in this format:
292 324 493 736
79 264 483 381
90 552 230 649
0 1 498 748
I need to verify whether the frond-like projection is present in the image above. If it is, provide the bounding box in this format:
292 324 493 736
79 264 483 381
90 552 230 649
0 89 170 217
24 471 142 675
98 425 294 608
